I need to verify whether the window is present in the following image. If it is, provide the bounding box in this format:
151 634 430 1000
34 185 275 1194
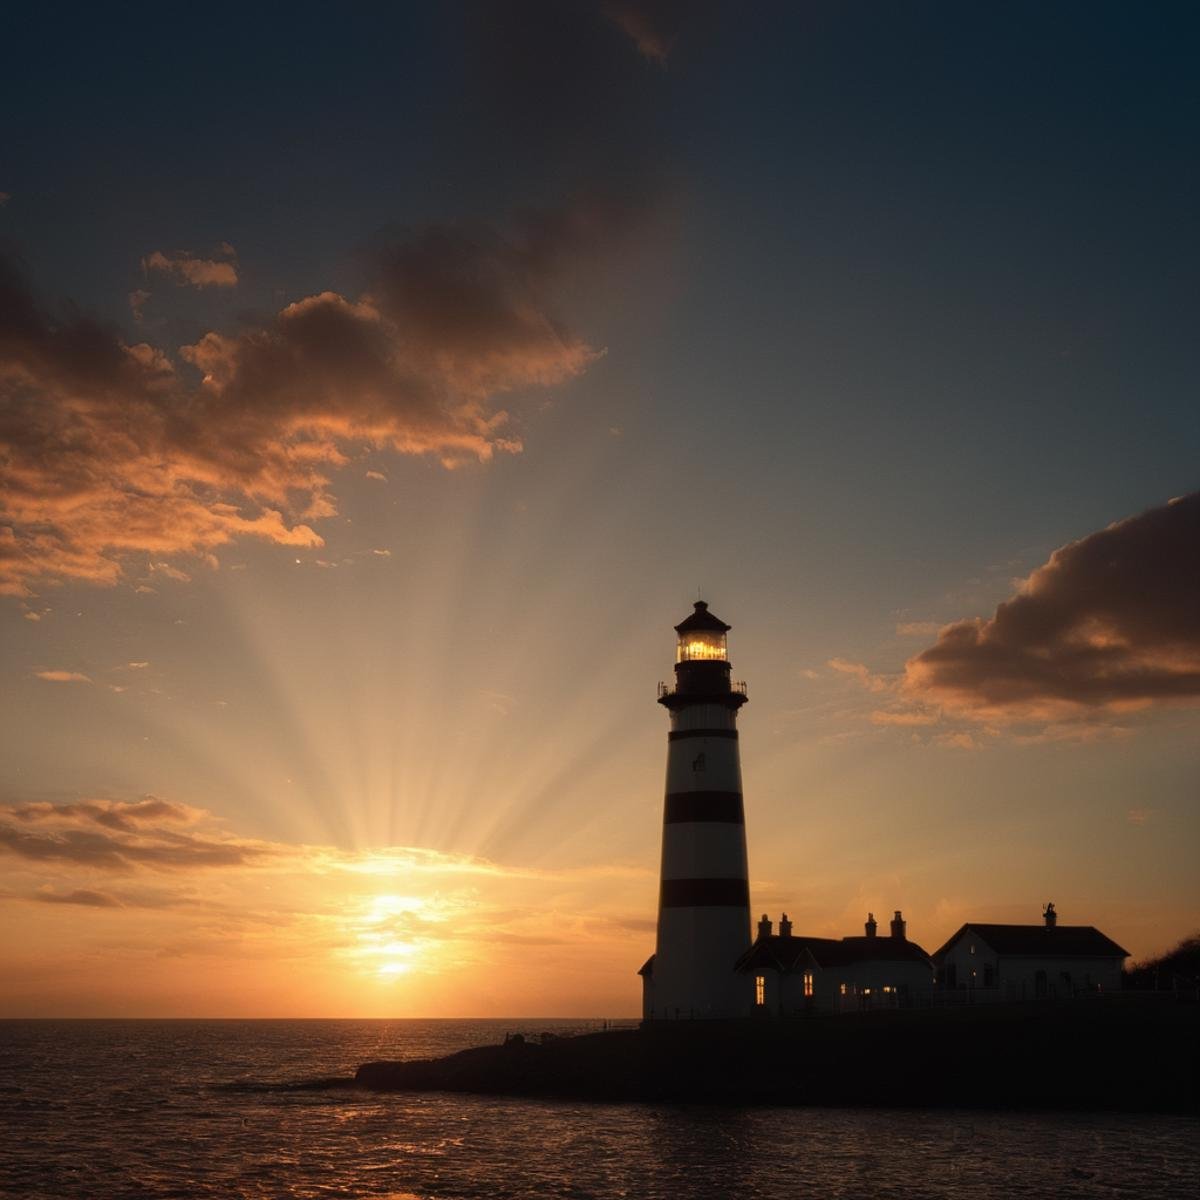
803 972 813 997
692 752 706 772
969 943 976 955
755 975 765 1006
984 964 995 987
839 983 847 996
882 985 893 994
678 631 727 662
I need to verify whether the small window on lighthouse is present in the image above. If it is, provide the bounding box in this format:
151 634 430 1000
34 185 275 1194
755 976 765 1006
803 972 814 997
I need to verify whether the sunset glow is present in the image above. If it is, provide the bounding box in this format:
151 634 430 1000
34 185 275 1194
1 2 1197 1022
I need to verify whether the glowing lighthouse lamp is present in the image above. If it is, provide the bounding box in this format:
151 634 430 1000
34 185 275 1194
641 601 751 1020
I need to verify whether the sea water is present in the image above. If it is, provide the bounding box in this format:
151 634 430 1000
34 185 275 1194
0 1019 1196 1199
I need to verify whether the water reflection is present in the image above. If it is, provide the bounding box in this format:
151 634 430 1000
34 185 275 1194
0 1020 1196 1200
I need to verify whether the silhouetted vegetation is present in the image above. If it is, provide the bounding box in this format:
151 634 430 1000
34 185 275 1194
1124 933 1200 992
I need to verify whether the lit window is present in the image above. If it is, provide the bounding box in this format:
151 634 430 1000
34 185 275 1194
678 631 728 662
755 975 765 1006
839 983 847 996
803 972 813 997
882 985 893 994
969 943 976 955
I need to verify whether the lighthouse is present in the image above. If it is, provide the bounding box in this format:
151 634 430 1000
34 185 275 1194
640 601 751 1020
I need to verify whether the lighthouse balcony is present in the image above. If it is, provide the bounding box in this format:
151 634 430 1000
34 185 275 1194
658 678 747 710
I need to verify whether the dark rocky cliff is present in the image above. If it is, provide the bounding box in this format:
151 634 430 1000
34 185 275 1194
356 998 1198 1111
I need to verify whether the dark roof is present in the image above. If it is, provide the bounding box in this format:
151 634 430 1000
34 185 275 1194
674 601 731 635
933 923 1130 961
638 954 655 977
735 934 933 973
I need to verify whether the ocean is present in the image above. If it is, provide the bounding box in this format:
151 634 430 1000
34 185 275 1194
0 1019 1196 1199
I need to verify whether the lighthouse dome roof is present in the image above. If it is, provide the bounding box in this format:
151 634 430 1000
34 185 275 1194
674 601 731 635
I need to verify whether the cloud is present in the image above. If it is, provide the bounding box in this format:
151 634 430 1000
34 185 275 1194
896 620 941 637
871 709 937 727
148 562 191 583
904 493 1200 722
142 247 239 288
828 657 892 694
600 0 688 62
364 469 387 481
10 797 203 831
0 797 269 870
0 210 606 595
128 289 150 322
34 888 122 908
34 670 91 683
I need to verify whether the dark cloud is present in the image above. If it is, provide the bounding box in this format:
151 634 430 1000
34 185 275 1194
34 888 123 908
600 0 690 62
905 493 1200 721
0 7 699 597
11 797 199 831
0 216 597 594
0 799 269 870
457 0 709 196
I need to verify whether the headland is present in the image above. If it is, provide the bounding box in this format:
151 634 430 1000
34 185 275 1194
354 998 1198 1111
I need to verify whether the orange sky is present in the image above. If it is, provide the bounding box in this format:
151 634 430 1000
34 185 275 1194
2 3 1199 1017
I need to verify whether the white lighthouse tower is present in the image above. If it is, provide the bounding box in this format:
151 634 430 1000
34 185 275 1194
640 601 751 1020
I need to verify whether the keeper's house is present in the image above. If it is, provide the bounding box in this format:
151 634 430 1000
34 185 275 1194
734 910 935 1015
933 904 1129 1002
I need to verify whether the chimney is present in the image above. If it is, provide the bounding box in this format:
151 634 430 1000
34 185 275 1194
865 912 877 938
890 910 906 940
779 913 793 938
757 913 773 939
1044 902 1057 929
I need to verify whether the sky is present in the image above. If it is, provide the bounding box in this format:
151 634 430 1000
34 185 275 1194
1 1 1197 1017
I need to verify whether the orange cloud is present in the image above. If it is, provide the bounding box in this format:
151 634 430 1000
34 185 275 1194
601 1 685 62
128 288 150 322
34 670 91 683
34 888 122 907
0 797 270 870
870 708 937 727
896 620 941 636
828 657 893 694
0 211 604 595
904 493 1200 722
142 247 239 288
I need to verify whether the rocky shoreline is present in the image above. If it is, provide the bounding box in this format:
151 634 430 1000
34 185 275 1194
354 998 1198 1111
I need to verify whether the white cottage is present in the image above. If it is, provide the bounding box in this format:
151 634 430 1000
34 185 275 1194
933 904 1128 1002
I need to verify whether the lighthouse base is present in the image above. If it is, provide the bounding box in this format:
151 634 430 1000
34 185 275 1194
641 906 752 1020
